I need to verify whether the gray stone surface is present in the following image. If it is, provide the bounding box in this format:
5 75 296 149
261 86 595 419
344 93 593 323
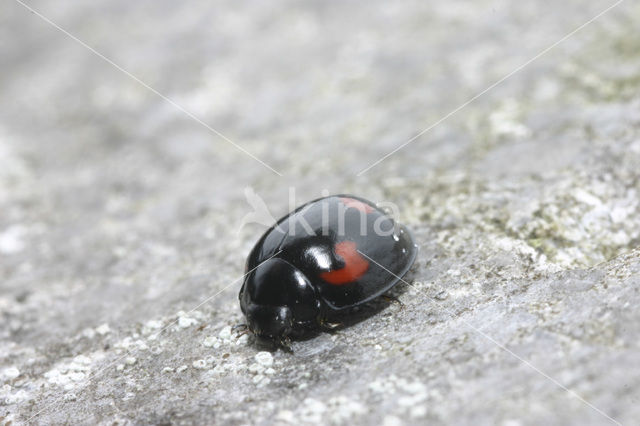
1 0 640 424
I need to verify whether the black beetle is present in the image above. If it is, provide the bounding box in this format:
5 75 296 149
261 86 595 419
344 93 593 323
239 195 417 348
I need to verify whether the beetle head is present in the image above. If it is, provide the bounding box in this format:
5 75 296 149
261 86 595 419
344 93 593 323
239 257 321 348
245 305 293 341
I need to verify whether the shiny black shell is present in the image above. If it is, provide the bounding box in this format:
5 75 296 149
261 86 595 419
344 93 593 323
243 195 417 311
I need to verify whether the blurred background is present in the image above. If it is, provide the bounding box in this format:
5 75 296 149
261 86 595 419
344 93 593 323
1 0 639 424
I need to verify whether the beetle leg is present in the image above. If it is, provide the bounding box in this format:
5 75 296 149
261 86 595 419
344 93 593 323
382 294 404 309
319 319 343 331
279 336 293 353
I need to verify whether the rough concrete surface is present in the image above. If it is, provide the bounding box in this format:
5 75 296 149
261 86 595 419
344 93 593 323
1 0 640 424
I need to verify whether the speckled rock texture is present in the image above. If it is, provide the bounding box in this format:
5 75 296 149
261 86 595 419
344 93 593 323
1 0 639 425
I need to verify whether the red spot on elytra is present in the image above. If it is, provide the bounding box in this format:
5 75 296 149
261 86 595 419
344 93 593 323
320 241 369 285
339 197 375 214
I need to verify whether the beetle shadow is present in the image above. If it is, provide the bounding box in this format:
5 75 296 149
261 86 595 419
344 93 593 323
247 274 415 352
288 279 412 342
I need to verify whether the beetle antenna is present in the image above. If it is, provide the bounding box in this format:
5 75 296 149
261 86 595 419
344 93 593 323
232 323 251 337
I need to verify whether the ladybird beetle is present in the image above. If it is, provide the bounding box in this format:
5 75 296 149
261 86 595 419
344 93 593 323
238 195 417 348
